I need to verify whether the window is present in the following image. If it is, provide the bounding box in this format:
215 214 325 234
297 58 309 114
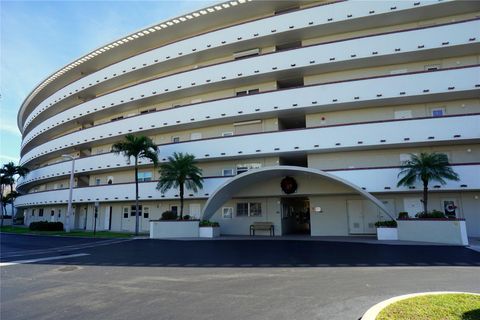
31 209 35 217
172 136 180 143
137 171 152 182
143 207 150 219
107 176 113 184
123 207 129 218
58 209 62 218
51 210 55 216
222 169 234 176
236 88 259 96
249 203 262 217
431 108 445 117
236 203 249 217
140 108 156 114
171 206 178 214
424 64 441 71
39 208 44 217
233 48 259 60
222 207 233 219
95 178 101 185
111 116 124 122
130 205 142 216
236 202 262 217
222 132 233 137
236 163 262 175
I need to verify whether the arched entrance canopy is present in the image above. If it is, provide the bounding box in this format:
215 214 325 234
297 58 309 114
202 166 395 220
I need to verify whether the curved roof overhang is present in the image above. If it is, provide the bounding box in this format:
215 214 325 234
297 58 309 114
202 165 395 220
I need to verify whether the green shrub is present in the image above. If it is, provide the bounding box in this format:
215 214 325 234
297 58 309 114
199 220 219 227
29 221 64 231
374 220 397 228
397 212 409 219
183 215 191 220
415 210 446 219
161 210 178 220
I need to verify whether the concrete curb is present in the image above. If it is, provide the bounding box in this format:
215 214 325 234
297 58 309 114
361 291 480 320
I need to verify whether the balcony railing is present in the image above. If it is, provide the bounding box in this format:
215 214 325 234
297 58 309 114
21 0 467 132
15 164 480 207
19 65 480 165
17 114 480 189
21 18 480 150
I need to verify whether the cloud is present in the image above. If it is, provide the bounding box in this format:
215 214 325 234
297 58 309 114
0 123 21 136
0 154 19 164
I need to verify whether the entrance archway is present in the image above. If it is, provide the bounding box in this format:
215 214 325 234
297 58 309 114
202 166 394 221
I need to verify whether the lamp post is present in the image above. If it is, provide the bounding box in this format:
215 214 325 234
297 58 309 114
62 154 75 232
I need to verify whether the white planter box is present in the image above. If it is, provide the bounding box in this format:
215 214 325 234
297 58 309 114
199 226 220 238
376 227 398 240
397 219 468 245
150 220 199 239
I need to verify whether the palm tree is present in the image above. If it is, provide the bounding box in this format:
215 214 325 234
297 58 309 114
2 162 29 223
397 153 459 214
112 134 158 235
157 152 203 220
0 173 14 227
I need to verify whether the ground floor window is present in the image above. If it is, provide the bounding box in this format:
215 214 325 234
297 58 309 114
236 202 262 217
130 205 142 216
39 208 44 217
236 203 249 217
143 207 150 219
222 207 233 219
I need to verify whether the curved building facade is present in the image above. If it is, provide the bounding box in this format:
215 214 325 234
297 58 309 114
16 0 480 236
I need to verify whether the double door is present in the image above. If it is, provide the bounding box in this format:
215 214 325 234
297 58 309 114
347 199 394 234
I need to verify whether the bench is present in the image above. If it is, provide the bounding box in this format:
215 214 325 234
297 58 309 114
250 221 275 236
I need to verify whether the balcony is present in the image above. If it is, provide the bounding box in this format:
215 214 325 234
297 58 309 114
21 18 480 150
17 114 480 190
15 164 480 208
20 65 480 165
23 1 480 133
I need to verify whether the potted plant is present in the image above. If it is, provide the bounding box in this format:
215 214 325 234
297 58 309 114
374 220 398 240
199 220 220 238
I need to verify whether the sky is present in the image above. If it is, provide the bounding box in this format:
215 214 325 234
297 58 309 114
0 0 217 165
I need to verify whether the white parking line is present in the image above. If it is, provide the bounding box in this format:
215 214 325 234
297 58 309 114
0 253 90 267
1 239 132 259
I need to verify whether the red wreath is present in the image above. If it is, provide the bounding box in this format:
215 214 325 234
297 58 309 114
281 176 298 194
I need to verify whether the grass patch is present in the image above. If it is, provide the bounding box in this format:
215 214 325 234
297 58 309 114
0 226 141 238
377 293 480 320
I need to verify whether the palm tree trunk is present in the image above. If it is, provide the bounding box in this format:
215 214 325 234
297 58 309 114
0 184 4 227
422 179 428 214
134 157 139 236
10 183 14 223
179 183 184 220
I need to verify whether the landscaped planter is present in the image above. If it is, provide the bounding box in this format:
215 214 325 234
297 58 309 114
397 219 468 245
376 227 398 240
150 220 199 239
199 226 220 238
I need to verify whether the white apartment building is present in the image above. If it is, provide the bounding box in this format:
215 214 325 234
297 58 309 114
16 0 480 237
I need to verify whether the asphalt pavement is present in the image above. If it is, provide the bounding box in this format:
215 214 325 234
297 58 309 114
1 233 479 320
